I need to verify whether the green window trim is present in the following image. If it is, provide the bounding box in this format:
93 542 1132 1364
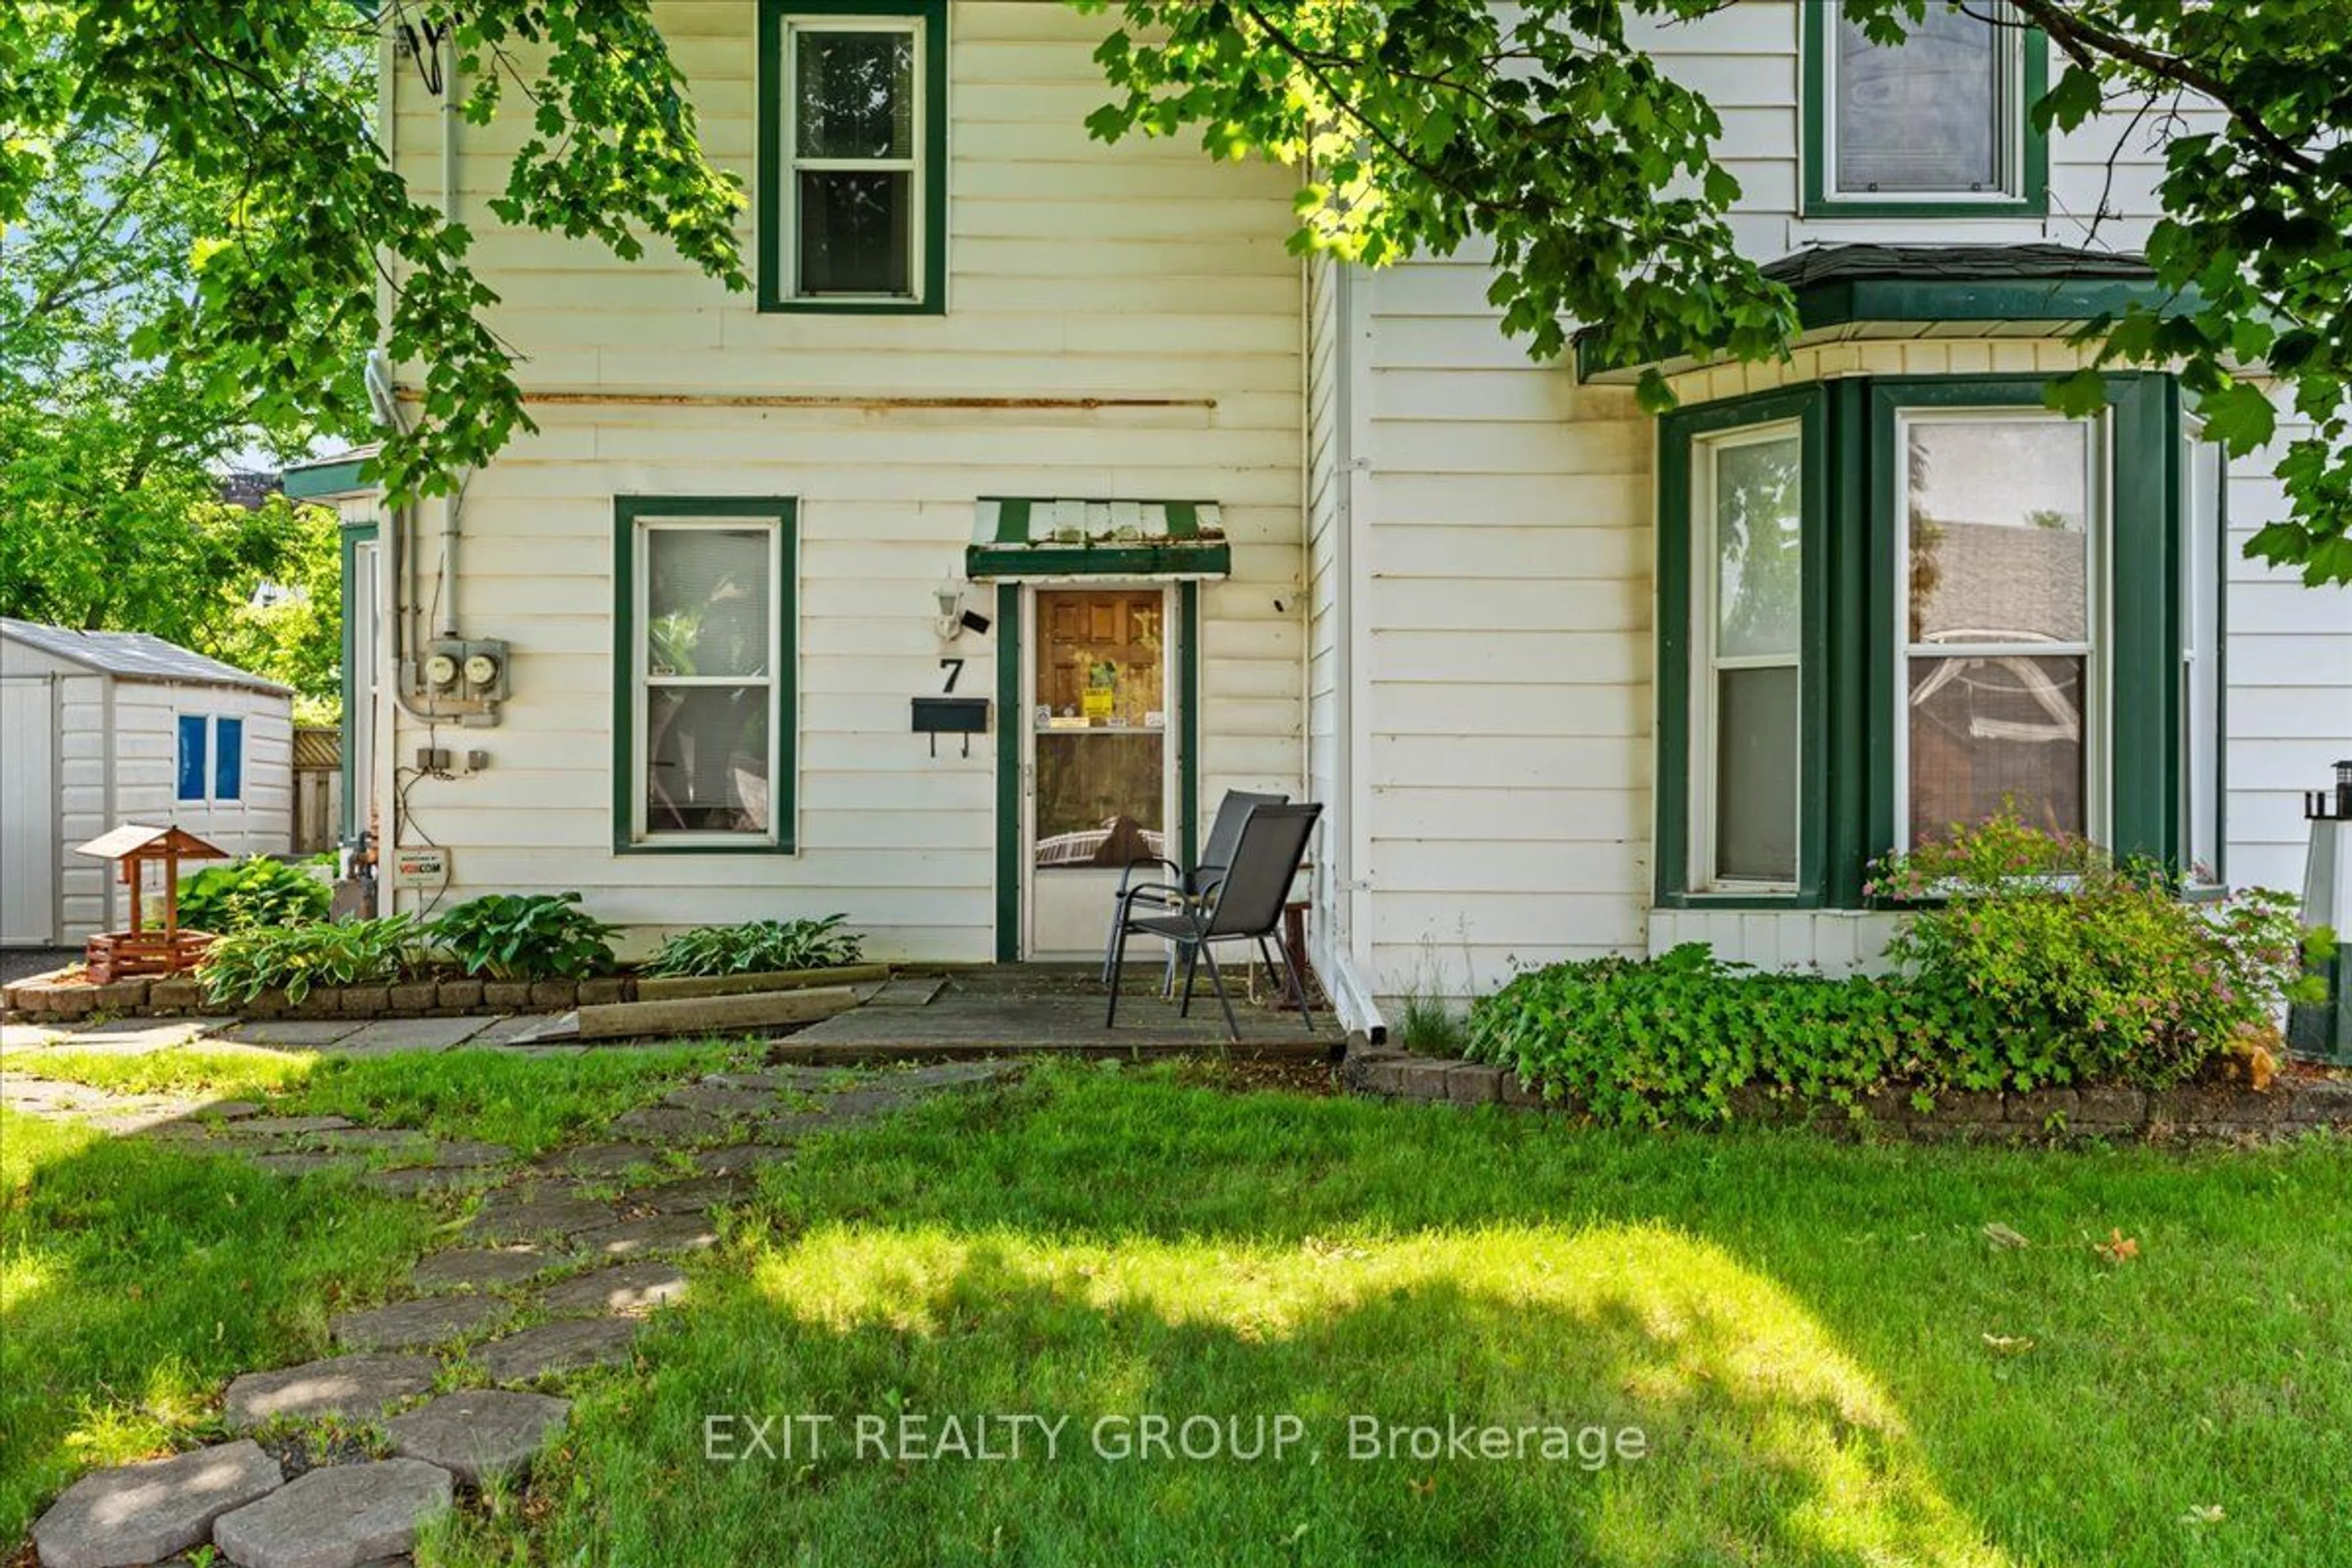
611 496 801 856
1657 372 2216 910
757 0 949 315
1801 2 2049 220
339 521 379 845
1656 386 1833 910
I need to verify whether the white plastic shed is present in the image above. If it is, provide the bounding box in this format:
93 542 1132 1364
0 619 294 947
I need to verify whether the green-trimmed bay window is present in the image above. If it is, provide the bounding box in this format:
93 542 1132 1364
1657 374 2222 908
612 497 799 854
1803 0 2048 218
759 0 948 313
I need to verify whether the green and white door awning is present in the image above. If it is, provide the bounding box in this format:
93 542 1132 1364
967 497 1231 580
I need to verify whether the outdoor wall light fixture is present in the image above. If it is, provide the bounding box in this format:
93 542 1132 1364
936 584 991 640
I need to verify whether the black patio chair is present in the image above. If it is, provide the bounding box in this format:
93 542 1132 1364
1106 802 1322 1041
1100 789 1289 990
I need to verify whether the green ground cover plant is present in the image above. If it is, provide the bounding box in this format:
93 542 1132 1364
1468 819 2326 1125
424 1063 2352 1568
175 855 331 935
641 915 865 979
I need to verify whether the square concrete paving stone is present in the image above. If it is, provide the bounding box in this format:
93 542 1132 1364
30 1019 235 1055
213 1019 366 1048
469 1316 643 1383
412 1246 568 1292
322 1017 494 1056
611 1104 736 1143
571 1212 720 1259
538 1259 690 1316
462 1194 619 1243
530 1140 671 1177
31 1439 283 1568
233 1114 358 1136
224 1352 441 1433
464 1013 557 1044
386 1390 571 1486
330 1294 514 1352
212 1457 452 1568
630 1172 755 1213
249 1150 368 1178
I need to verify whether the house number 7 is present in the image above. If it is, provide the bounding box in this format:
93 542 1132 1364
940 658 965 693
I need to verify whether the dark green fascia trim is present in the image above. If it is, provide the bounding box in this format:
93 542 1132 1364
993 584 1023 962
757 0 949 315
338 522 379 845
286 456 374 500
611 496 800 856
1791 277 2188 333
965 543 1233 580
1574 275 2191 383
1654 385 1831 910
1801 3 2048 219
1861 373 2181 877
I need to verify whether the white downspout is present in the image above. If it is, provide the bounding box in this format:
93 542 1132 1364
434 37 464 641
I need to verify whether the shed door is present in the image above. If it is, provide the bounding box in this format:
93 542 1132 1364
0 679 57 945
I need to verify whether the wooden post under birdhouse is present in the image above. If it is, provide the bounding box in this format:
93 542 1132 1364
74 824 231 982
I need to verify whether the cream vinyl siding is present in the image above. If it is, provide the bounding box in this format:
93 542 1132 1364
1343 24 2340 995
379 1 1303 958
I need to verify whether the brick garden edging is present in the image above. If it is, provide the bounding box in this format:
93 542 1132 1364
0 962 891 1025
1341 1046 2352 1143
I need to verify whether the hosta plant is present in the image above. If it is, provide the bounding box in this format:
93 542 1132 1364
176 854 331 934
197 916 430 1006
429 892 618 982
641 916 864 979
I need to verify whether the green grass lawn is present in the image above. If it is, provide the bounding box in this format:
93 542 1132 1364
431 1063 2352 1568
0 1040 748 1542
0 1104 435 1539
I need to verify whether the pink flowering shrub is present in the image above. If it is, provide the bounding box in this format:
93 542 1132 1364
1875 815 2324 1091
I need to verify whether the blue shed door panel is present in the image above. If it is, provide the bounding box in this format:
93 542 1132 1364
176 715 208 802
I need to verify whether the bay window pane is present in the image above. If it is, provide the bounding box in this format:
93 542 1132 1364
1713 434 1803 659
1907 420 2089 646
2183 438 2223 878
647 527 771 679
1834 2 2001 193
797 170 912 296
796 31 914 159
646 686 771 834
1717 666 1800 881
1908 654 2085 842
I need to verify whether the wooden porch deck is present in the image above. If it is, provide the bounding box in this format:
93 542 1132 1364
780 963 1341 1061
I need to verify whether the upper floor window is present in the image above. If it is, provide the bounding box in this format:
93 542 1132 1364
760 1 948 312
1804 0 2046 216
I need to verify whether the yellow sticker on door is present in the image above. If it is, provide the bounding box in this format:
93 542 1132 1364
1082 687 1114 721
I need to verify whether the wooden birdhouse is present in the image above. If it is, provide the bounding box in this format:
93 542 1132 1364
73 823 231 982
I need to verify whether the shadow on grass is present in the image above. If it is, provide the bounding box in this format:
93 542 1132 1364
451 1061 2352 1567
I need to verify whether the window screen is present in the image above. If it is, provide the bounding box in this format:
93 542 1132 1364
1697 426 1804 887
790 26 918 298
1831 2 2011 197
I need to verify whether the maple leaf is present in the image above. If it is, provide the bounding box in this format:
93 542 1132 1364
2095 1229 2141 1264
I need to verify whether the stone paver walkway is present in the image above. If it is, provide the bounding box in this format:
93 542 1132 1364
13 1049 1023 1568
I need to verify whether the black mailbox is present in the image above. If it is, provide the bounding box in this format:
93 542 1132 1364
911 696 990 756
